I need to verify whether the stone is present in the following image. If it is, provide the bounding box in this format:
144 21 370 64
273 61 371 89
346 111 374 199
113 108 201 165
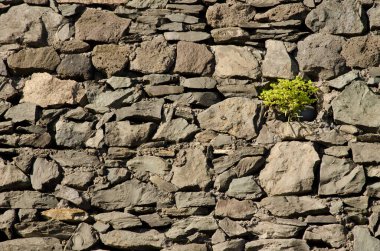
318 155 365 195
332 82 380 128
248 221 302 239
91 179 165 210
260 196 327 217
65 223 98 251
56 53 93 80
174 41 214 76
58 40 90 54
127 156 169 176
213 239 245 251
175 192 215 208
215 198 257 220
0 237 63 251
0 209 16 239
105 121 155 147
106 76 133 89
327 70 359 90
259 141 319 196
164 31 211 42
303 224 346 248
7 47 60 75
351 143 380 164
368 4 380 30
353 226 380 251
163 244 208 251
127 0 168 8
212 45 261 79
15 220 76 240
297 33 347 80
116 99 164 122
92 44 132 77
91 89 135 108
150 175 178 193
100 230 165 250
211 27 249 44
144 85 184 97
58 0 128 4
255 3 309 22
4 103 39 123
171 147 212 190
305 215 337 224
226 176 263 200
55 185 88 209
107 168 130 185
153 118 199 143
198 97 264 140
41 208 88 222
75 8 131 43
0 4 64 46
262 40 298 79
166 13 199 24
206 3 256 28
0 162 30 191
138 213 172 228
246 239 310 251
305 0 365 35
23 73 86 108
55 119 92 148
50 150 101 168
165 215 217 239
235 156 265 177
31 158 61 191
0 60 7 76
218 218 247 237
94 212 142 229
342 35 380 69
130 36 176 74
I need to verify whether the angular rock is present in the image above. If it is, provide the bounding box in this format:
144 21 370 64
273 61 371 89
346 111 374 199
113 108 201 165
163 244 208 251
303 224 346 248
41 208 88 222
55 119 93 148
91 89 135 108
351 142 380 164
92 44 132 77
91 179 165 210
164 31 211 42
153 118 199 143
31 158 61 192
50 150 100 168
332 81 380 128
75 8 131 43
259 141 319 196
58 0 127 3
127 156 169 176
181 77 217 89
94 212 142 229
15 220 76 240
127 0 168 8
55 185 88 209
255 3 309 22
327 70 359 90
198 97 264 140
175 192 215 208
58 40 90 54
0 60 7 76
166 215 217 239
105 121 155 147
116 99 164 122
7 47 60 75
248 221 303 239
342 35 380 69
130 36 176 74
218 218 246 237
56 53 93 80
262 40 298 79
144 85 184 97
353 226 380 251
215 198 257 220
171 147 211 190
65 223 98 251
305 0 365 35
297 33 346 80
138 213 172 228
211 27 249 44
0 162 30 191
226 176 263 200
368 4 380 30
319 155 365 195
23 73 86 108
206 3 256 28
212 45 261 79
174 41 214 76
100 230 165 250
4 103 39 123
260 196 327 217
246 239 310 251
0 237 63 251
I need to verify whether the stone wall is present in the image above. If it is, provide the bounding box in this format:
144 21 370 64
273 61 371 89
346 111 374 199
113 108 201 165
0 0 379 250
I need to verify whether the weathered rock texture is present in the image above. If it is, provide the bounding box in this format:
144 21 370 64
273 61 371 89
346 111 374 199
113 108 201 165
0 0 379 250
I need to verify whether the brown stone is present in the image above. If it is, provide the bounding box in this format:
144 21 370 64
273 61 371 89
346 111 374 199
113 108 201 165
342 35 380 69
92 44 132 77
206 3 256 28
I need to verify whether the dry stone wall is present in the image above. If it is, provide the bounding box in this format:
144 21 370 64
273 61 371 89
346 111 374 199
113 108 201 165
0 0 379 250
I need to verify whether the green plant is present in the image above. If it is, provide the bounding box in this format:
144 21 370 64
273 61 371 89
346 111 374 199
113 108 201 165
259 76 319 121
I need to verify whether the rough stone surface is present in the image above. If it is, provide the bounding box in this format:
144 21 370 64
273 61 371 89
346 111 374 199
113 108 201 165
0 237 63 251
57 53 93 80
105 121 155 147
100 230 165 250
55 119 93 148
31 158 61 192
206 3 256 28
215 198 257 220
255 3 308 22
92 44 132 77
342 35 380 69
351 143 380 164
259 141 319 196
153 118 199 143
303 224 346 248
246 239 310 251
0 162 30 191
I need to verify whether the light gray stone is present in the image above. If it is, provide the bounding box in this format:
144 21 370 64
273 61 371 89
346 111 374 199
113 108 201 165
368 4 380 30
15 220 76 240
0 237 63 251
353 226 380 251
166 215 217 239
246 239 310 251
248 221 303 239
55 119 93 148
213 239 245 251
0 191 58 209
127 156 169 176
351 142 380 164
65 223 98 251
181 77 217 89
254 3 308 22
100 230 165 250
215 198 257 220
0 209 16 239
94 212 142 229
303 224 346 248
105 121 155 147
175 192 215 208
211 27 249 43
127 0 168 8
0 162 30 191
206 3 256 28
4 103 39 123
226 176 263 200
153 118 199 143
327 70 359 90
31 158 61 192
55 185 87 209
116 99 164 122
164 31 210 42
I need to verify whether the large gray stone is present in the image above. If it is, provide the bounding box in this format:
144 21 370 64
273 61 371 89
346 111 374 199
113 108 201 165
254 3 308 22
0 237 63 251
55 119 93 148
94 212 142 229
303 224 346 248
31 158 61 192
105 121 156 147
0 162 30 191
164 31 211 42
353 226 380 251
351 142 380 164
262 40 298 79
4 103 39 123
56 53 93 80
206 3 256 28
246 239 310 251
368 4 380 30
248 221 303 239
332 81 380 128
127 0 168 8
297 33 347 80
115 99 164 122
0 191 58 209
127 156 169 176
342 35 380 69
215 198 257 220
100 230 165 250
153 118 199 143
305 0 365 35
212 45 261 79
226 176 263 200
198 97 264 140
175 192 215 208
15 220 76 240
319 155 365 195
65 223 98 251
259 141 319 196
211 27 249 44
165 215 217 239
75 8 131 43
